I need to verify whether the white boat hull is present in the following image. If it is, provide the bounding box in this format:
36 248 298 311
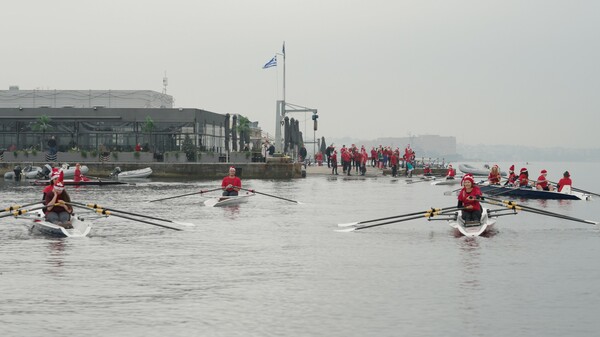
449 209 496 237
431 178 460 186
110 167 153 179
204 193 255 207
27 210 92 238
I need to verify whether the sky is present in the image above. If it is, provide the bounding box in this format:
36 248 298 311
1 0 599 149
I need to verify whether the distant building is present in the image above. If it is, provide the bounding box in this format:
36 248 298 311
0 87 173 109
0 87 266 155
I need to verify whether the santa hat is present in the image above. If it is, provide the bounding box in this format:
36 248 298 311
540 169 547 174
509 165 515 171
520 168 528 173
448 164 453 168
229 166 236 171
462 175 475 185
54 172 65 192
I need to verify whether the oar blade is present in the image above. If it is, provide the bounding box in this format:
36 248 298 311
337 221 358 227
172 221 196 227
335 227 357 233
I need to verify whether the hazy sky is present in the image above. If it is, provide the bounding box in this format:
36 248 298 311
2 0 599 148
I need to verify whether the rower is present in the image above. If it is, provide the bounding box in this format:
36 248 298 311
44 173 73 228
517 168 531 188
488 164 502 185
505 165 517 186
557 171 572 192
221 166 241 196
536 169 555 191
446 164 455 180
457 175 483 223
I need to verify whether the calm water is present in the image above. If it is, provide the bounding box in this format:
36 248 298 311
1 162 599 337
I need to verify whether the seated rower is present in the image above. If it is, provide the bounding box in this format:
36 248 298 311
446 164 455 180
536 169 554 191
488 164 502 185
221 166 241 196
557 171 572 192
457 175 483 223
44 180 73 228
517 168 532 188
423 164 433 177
504 165 517 186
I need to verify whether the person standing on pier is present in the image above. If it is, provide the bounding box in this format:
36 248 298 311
331 150 338 175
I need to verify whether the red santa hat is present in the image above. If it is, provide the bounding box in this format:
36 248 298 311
520 168 528 173
462 175 475 185
540 169 547 174
509 165 515 171
53 171 65 192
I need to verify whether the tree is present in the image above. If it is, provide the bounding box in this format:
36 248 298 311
142 116 155 152
235 115 251 151
32 115 53 151
182 134 197 161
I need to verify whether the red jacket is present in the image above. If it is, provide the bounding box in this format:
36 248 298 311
221 176 241 191
458 186 482 211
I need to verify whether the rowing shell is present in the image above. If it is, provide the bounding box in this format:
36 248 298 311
26 209 92 238
449 209 496 237
204 193 256 207
431 178 460 186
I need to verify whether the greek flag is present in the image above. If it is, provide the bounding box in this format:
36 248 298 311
262 56 277 69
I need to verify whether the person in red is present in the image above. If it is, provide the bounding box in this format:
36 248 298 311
390 151 399 177
135 143 142 152
73 163 90 183
505 165 517 186
488 164 502 185
557 171 572 192
370 147 377 167
518 168 531 188
331 150 338 175
535 169 555 191
221 166 241 196
423 164 432 176
457 175 483 222
44 173 73 228
446 164 456 179
42 170 61 203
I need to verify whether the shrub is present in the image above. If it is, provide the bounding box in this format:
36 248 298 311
112 152 119 160
81 150 88 158
134 152 140 159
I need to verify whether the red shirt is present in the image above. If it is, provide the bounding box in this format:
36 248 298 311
331 153 337 163
518 174 529 187
221 176 241 191
458 186 482 211
536 175 549 189
447 168 455 177
557 177 572 192
488 172 501 184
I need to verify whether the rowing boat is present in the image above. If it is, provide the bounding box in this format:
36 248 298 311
431 177 460 186
459 164 507 177
30 179 127 186
109 167 153 179
204 193 256 207
479 185 590 200
23 209 92 238
448 209 496 237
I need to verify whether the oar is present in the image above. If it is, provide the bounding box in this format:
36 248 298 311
240 187 302 204
338 206 459 227
1 201 41 214
479 196 598 225
337 208 461 232
70 204 182 231
67 201 194 227
0 204 50 219
148 187 222 202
